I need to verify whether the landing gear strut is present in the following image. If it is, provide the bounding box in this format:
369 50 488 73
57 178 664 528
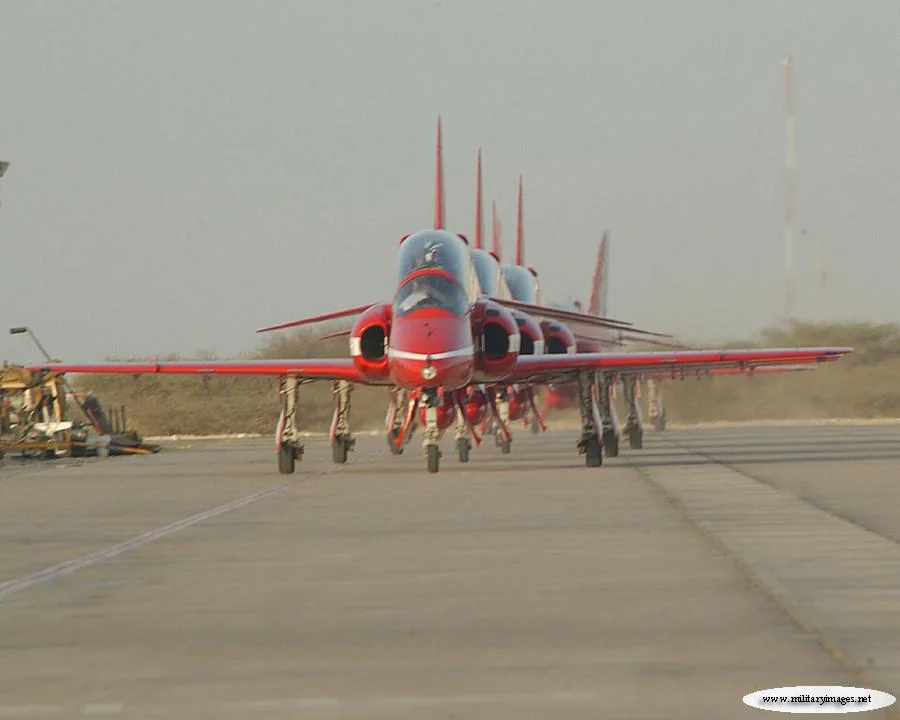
493 387 512 454
576 370 603 467
621 375 644 450
422 389 442 473
386 387 411 455
525 386 546 436
454 406 471 463
276 374 305 474
386 387 419 455
596 373 619 458
330 380 355 463
647 378 666 432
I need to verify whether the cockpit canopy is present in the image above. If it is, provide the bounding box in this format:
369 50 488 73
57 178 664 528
470 248 502 297
501 264 540 304
394 272 469 318
397 230 470 287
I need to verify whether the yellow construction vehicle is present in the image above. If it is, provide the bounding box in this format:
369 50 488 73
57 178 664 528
0 364 76 458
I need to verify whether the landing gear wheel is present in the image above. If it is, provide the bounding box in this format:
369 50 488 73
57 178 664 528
585 435 603 467
602 429 619 458
653 412 667 432
426 445 441 473
500 439 511 454
387 429 404 455
332 436 349 464
456 438 470 463
629 428 643 450
277 444 295 474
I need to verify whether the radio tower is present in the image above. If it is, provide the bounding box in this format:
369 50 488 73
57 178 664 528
783 55 796 320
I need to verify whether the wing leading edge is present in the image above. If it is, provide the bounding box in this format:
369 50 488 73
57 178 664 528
505 347 852 385
25 359 375 384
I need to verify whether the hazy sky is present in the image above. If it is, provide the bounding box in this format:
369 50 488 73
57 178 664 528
1 0 898 363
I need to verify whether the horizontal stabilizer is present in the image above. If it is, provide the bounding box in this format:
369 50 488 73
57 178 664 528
490 296 671 338
257 303 375 334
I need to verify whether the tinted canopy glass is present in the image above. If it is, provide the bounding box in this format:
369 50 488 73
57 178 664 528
501 265 537 303
397 230 469 286
394 272 469 318
470 249 501 296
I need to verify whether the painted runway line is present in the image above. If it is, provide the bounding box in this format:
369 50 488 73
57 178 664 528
0 462 356 602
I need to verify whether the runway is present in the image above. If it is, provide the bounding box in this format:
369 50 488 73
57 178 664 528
0 424 898 718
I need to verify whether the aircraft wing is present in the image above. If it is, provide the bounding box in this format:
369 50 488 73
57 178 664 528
25 359 377 383
505 347 852 385
639 364 818 380
489 296 671 339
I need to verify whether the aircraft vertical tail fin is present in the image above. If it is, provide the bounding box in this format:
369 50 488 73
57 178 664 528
434 116 445 230
491 200 502 259
515 175 524 266
588 232 609 316
474 148 484 249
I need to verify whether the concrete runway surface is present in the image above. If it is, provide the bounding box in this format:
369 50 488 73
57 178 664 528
0 424 898 719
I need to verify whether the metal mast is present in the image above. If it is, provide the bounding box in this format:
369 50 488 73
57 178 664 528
783 55 796 320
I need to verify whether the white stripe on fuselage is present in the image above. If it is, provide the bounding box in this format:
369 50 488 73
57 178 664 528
387 345 475 361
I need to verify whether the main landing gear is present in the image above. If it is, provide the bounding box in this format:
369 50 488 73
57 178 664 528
330 380 355 464
596 373 620 458
647 378 667 432
621 375 644 450
576 370 604 467
454 405 471 464
386 387 418 456
491 387 512 454
275 377 356 474
276 374 305 474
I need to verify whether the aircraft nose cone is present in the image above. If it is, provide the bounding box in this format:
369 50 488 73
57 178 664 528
388 316 474 389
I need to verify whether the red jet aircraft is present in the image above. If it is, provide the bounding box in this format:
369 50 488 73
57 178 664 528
263 128 663 465
28 119 853 474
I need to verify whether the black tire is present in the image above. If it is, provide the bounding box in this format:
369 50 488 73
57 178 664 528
585 436 603 467
387 429 405 455
457 438 470 463
332 436 348 464
629 428 643 450
277 444 295 474
427 444 440 473
603 430 619 458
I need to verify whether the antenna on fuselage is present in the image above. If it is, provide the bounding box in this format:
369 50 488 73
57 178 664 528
434 116 445 230
515 175 524 266
474 148 484 249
